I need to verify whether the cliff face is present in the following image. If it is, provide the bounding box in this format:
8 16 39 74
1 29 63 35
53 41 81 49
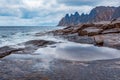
112 6 120 19
58 6 120 26
88 6 115 22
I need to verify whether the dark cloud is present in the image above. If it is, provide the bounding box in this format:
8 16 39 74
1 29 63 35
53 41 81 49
20 8 39 19
57 0 97 6
0 7 21 17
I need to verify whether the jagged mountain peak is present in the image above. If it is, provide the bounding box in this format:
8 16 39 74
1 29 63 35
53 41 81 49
58 6 120 26
65 14 70 18
74 12 80 16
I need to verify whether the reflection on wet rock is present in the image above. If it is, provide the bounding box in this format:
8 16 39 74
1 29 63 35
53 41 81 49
35 42 120 61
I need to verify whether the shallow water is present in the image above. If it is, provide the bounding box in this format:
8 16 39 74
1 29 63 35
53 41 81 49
2 40 120 72
35 42 120 61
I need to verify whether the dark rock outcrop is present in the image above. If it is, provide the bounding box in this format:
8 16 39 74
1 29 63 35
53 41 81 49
112 6 120 19
58 6 120 26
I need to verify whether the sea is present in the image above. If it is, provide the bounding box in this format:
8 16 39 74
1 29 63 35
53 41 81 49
0 26 62 47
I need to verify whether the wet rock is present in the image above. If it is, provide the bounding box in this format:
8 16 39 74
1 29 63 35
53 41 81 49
0 46 23 58
93 36 104 46
62 34 95 44
78 37 95 44
13 40 57 54
24 40 56 47
0 40 57 57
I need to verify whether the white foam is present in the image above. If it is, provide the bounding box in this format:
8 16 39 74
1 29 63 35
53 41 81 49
0 26 62 48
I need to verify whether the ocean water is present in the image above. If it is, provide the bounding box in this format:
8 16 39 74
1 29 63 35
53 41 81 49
0 26 61 47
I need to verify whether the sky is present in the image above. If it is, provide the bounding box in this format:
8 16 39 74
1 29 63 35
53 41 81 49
0 0 119 26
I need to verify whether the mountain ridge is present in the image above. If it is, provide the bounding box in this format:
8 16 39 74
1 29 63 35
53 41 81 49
58 6 120 26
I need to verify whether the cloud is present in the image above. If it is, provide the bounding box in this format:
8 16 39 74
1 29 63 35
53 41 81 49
98 0 120 7
57 0 97 6
57 0 120 7
0 0 119 26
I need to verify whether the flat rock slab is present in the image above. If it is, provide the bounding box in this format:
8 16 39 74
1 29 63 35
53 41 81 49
1 57 120 80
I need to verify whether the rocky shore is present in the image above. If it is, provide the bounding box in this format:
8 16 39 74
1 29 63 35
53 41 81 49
51 20 120 50
0 20 120 80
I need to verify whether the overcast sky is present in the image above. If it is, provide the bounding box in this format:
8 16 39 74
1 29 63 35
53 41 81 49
0 0 119 26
